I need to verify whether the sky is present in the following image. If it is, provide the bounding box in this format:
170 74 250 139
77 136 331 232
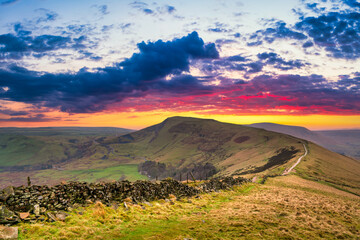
0 0 359 130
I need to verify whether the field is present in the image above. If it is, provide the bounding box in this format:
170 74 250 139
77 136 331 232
18 175 360 239
33 164 148 183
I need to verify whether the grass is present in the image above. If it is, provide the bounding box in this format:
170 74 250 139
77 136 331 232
295 142 360 195
34 164 148 183
18 175 360 239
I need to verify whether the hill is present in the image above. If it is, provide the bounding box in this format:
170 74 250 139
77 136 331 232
249 123 360 159
0 117 359 195
103 117 305 177
0 127 137 186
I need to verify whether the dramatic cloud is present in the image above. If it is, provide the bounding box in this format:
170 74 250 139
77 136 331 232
249 21 307 45
295 11 360 59
257 52 306 70
0 24 100 60
114 74 360 115
200 52 307 75
250 4 360 59
0 32 219 113
342 0 360 8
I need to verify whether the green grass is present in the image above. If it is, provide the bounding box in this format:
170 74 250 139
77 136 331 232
18 176 360 239
0 135 44 166
34 164 148 182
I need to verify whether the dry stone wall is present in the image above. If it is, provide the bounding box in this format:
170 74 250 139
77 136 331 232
0 177 248 224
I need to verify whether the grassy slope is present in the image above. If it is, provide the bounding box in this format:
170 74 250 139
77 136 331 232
105 117 360 194
296 142 360 195
18 175 360 240
107 117 304 176
34 164 147 183
0 127 133 167
0 127 139 187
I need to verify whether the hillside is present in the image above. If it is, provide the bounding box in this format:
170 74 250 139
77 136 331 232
0 117 359 196
0 127 133 169
103 117 305 178
249 123 360 159
0 127 136 187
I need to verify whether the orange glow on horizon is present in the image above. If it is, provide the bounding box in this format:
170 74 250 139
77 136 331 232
0 109 359 131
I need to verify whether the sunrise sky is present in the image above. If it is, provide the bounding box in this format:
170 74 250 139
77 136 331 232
0 0 359 130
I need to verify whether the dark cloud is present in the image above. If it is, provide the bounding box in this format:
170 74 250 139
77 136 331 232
143 8 154 14
200 52 306 75
0 32 72 60
115 73 360 115
302 41 314 48
342 0 360 8
0 109 28 116
0 24 99 60
0 32 219 113
226 55 248 62
250 21 307 45
0 115 60 122
233 33 241 38
257 52 306 70
250 4 360 60
77 51 102 61
165 5 176 14
295 11 360 59
0 0 19 6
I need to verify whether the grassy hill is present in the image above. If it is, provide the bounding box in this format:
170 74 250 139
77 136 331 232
0 117 359 196
0 127 133 168
0 127 136 186
103 117 305 177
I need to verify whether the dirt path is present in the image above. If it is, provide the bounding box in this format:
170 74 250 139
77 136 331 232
282 144 307 175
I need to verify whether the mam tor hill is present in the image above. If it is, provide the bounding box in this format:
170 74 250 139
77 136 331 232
1 116 359 195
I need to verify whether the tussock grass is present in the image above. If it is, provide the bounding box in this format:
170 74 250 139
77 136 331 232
19 176 359 239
